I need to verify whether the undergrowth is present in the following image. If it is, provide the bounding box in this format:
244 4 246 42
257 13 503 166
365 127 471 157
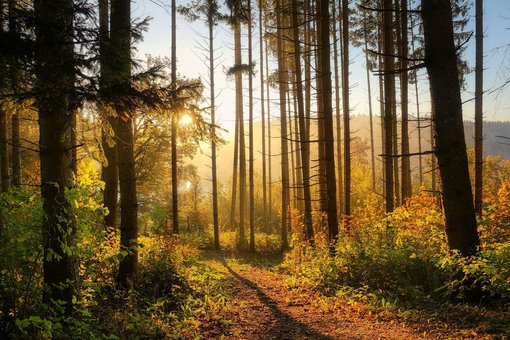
283 190 510 337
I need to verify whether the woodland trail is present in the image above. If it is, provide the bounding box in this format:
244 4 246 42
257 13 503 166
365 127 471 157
201 251 434 340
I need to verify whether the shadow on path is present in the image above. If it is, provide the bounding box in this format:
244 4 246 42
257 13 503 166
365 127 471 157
218 256 333 340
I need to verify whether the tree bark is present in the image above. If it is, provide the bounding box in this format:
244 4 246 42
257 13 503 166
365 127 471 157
383 0 394 213
34 0 78 310
400 0 412 202
248 0 255 252
341 0 350 229
276 0 289 251
170 0 179 234
318 0 339 248
259 0 267 231
100 0 119 231
208 3 220 250
291 0 314 243
111 0 139 286
474 0 483 216
422 0 480 256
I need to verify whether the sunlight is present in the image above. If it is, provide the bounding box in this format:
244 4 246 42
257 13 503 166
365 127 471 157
185 180 192 190
179 114 193 126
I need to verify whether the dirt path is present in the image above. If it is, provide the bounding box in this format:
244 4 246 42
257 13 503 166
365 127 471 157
203 252 429 340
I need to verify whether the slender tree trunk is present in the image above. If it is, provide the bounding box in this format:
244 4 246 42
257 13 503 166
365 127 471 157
304 0 312 143
288 93 297 209
341 0 350 229
315 0 327 216
248 0 255 252
171 0 179 234
235 23 247 246
230 110 239 229
318 0 339 248
410 15 424 187
34 0 78 311
265 28 272 229
292 85 304 212
378 24 386 198
363 13 376 193
422 0 480 256
276 0 289 251
383 0 395 213
332 1 343 216
209 6 220 250
111 0 139 287
259 0 267 231
8 0 20 188
474 0 483 216
291 0 314 243
400 0 412 202
100 0 119 231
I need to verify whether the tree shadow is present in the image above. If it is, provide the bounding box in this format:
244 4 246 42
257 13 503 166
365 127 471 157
218 256 333 340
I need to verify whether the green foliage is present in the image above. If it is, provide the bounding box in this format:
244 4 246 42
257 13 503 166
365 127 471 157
284 189 510 308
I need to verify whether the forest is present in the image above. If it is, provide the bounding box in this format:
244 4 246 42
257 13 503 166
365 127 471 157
1 0 510 338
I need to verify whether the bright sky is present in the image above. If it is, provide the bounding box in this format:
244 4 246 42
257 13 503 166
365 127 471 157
132 0 510 132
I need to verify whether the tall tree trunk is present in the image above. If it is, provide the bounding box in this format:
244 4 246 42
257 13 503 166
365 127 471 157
171 0 179 234
209 4 220 250
400 0 412 201
291 0 314 243
341 0 350 229
34 0 78 310
8 0 20 188
422 0 480 256
100 0 119 231
474 0 483 215
393 0 401 206
288 93 297 209
230 110 239 229
332 1 343 216
315 0 327 216
276 0 289 251
383 0 394 213
318 0 339 248
235 23 247 246
378 24 386 198
112 0 139 287
363 13 376 193
265 27 272 229
410 15 424 187
259 0 267 231
248 0 255 252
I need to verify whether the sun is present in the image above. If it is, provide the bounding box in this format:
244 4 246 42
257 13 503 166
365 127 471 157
179 114 193 126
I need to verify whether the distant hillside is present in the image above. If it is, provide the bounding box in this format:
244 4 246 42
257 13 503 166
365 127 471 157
191 117 510 185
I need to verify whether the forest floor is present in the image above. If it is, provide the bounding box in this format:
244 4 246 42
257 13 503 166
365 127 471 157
198 251 485 340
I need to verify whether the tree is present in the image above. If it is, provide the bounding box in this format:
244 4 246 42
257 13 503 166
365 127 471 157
382 0 395 213
111 0 139 287
290 0 314 243
100 0 119 231
34 0 78 310
171 0 179 234
179 0 223 249
474 0 483 215
341 0 350 229
422 0 480 256
400 0 412 202
276 0 289 251
247 0 255 252
318 0 339 248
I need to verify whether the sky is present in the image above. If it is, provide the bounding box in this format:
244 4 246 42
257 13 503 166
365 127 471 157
131 0 510 132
